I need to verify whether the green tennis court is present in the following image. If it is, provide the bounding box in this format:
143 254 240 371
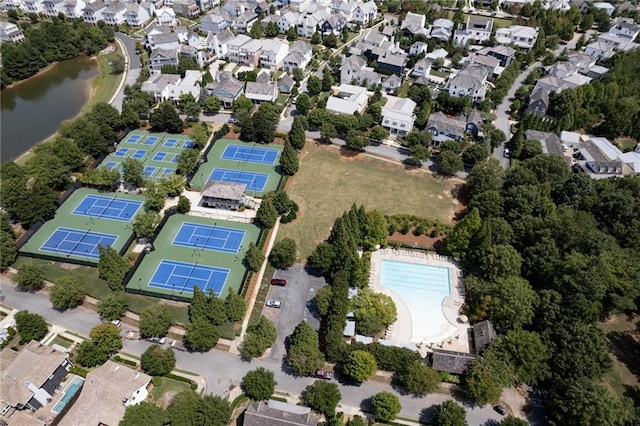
125 214 260 300
190 139 283 196
19 188 144 265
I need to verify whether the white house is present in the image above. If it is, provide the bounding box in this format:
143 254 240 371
148 32 180 51
381 97 416 136
454 16 493 46
609 17 640 40
278 11 300 33
2 0 21 11
141 73 182 101
155 7 177 27
326 83 369 115
125 2 154 27
207 28 234 56
42 0 65 17
593 1 615 15
103 2 127 25
0 21 25 42
20 0 42 13
585 41 615 59
225 34 252 63
411 57 432 77
351 0 377 25
495 25 539 49
260 38 289 70
149 48 180 73
447 64 488 101
409 41 428 56
283 40 312 72
429 18 454 42
199 10 231 34
62 0 86 19
245 80 278 103
82 1 107 24
401 11 426 35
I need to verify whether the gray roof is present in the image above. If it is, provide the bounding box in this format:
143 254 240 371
289 40 312 54
378 52 406 67
467 110 482 126
529 87 549 104
427 111 466 137
246 81 276 96
202 180 246 200
152 31 180 44
244 400 319 426
382 74 401 89
431 349 475 374
473 320 496 353
525 130 563 155
342 55 366 71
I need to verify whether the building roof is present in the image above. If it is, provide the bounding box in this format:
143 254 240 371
202 180 246 200
525 130 563 155
60 361 151 426
431 349 475 374
326 84 368 115
382 74 401 89
0 342 68 408
244 400 320 426
246 81 276 96
289 40 312 54
427 111 466 138
473 320 496 353
528 87 549 105
141 73 182 92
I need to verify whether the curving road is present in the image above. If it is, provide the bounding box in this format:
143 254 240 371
111 32 142 112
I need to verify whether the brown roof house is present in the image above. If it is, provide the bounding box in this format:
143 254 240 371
59 360 151 426
244 399 320 426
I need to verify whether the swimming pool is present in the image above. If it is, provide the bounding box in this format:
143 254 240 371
52 376 84 414
380 259 453 343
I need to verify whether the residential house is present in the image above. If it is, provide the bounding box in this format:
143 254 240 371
401 11 427 36
82 0 107 24
0 21 25 42
260 38 289 70
525 130 565 157
454 16 493 46
549 61 578 79
466 110 482 136
575 136 640 177
245 80 278 103
125 2 154 27
155 7 177 27
283 40 312 72
148 31 180 51
431 349 475 374
60 361 151 426
141 73 183 101
495 25 539 49
351 0 377 25
426 111 467 142
560 130 581 148
409 41 428 56
166 70 202 102
473 320 497 353
326 83 369 115
225 34 253 64
381 96 416 136
527 88 549 116
237 38 263 66
289 0 308 12
377 51 407 76
20 0 42 14
609 17 640 40
235 10 259 33
149 48 180 73
478 45 516 67
279 11 300 33
200 10 231 34
321 15 345 35
173 0 199 17
207 28 234 56
339 55 381 86
222 0 249 16
381 74 401 94
187 29 206 50
278 74 295 93
533 75 566 93
584 41 615 60
42 0 65 17
205 71 244 107
411 58 432 77
566 51 597 73
0 342 72 419
296 14 321 38
593 1 615 15
447 64 488 101
175 25 189 43
429 18 454 42
62 0 86 20
426 47 449 61
244 400 320 426
468 54 501 80
597 32 639 52
103 2 127 25
1 0 21 11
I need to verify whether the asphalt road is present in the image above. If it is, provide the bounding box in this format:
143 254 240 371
111 32 142 112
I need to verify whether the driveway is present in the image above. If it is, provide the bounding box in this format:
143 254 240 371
111 32 142 112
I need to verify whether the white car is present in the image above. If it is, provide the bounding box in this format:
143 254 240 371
266 300 281 308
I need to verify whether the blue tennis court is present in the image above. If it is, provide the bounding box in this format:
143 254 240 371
114 148 129 157
209 168 269 192
164 138 179 147
149 259 228 296
132 149 147 159
183 140 194 149
40 227 118 259
143 166 157 177
105 161 119 171
171 155 178 163
72 194 142 222
173 222 245 253
162 168 173 177
221 144 279 165
153 152 168 161
145 136 159 145
126 134 142 143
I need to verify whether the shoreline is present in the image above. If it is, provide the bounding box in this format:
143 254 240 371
1 61 60 91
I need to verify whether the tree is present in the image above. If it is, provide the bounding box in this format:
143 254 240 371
133 211 161 239
252 105 276 144
120 102 141 129
224 292 246 322
397 361 440 395
488 276 537 332
370 125 388 142
500 416 529 426
256 198 278 228
120 401 169 426
176 148 199 176
177 195 191 214
351 288 397 336
320 122 337 143
520 139 543 159
49 276 84 310
280 142 299 176
240 316 277 359
490 330 550 385
272 191 295 214
241 367 276 400
26 153 70 189
197 395 232 425
1 230 17 270
14 311 48 344
159 173 186 198
296 93 311 114
303 380 342 417
322 67 334 91
244 242 265 272
289 117 307 150
121 158 145 187
466 158 505 199
97 292 128 320
16 263 44 292
311 31 322 44
204 96 221 114
139 305 172 338
144 184 167 212
364 210 388 249
433 400 468 426
141 344 176 376
371 391 401 422
184 318 220 351
184 101 202 121
89 323 122 354
286 26 298 41
344 130 368 151
462 144 489 166
167 391 201 426
343 350 377 382
465 349 515 405
269 238 297 269
437 150 463 175
150 101 184 133
76 340 108 367
307 76 322 95
249 20 264 38
98 245 130 290
314 285 333 315
287 321 325 376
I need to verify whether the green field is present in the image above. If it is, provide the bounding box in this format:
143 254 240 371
19 188 144 265
100 131 194 182
126 214 261 301
278 144 459 260
190 139 283 197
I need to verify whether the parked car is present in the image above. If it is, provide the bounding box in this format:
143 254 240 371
266 300 281 308
110 319 122 328
270 279 286 286
125 330 140 340
494 405 507 416
315 369 333 380
228 116 238 124
148 336 167 344
503 148 510 158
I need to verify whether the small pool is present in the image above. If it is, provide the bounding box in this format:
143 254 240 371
380 259 452 343
52 376 84 414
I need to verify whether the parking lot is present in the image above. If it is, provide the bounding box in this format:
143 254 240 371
262 264 326 362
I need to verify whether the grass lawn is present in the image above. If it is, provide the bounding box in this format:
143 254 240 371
51 335 75 348
278 144 459 260
248 264 275 327
397 82 410 98
446 12 512 29
615 138 638 153
150 377 192 401
12 257 189 324
430 70 450 78
85 49 122 111
600 314 640 402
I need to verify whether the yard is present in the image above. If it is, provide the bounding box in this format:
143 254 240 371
277 144 460 260
150 377 193 405
600 314 640 403
446 12 513 29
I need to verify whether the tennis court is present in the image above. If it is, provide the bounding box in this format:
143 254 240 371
222 144 279 165
145 136 160 145
209 168 269 191
148 259 229 296
126 134 142 143
105 161 120 171
164 138 179 147
72 194 142 222
172 222 245 253
40 227 118 259
143 166 158 177
114 148 129 157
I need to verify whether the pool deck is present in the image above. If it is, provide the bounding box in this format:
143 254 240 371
369 248 471 357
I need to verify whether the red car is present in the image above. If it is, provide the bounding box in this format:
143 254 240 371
315 369 333 380
271 279 287 286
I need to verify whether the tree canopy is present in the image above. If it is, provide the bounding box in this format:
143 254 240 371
49 276 84 310
14 311 48 344
303 380 341 417
241 367 276 401
139 305 172 338
141 344 176 376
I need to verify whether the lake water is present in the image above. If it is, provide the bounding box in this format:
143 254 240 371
0 55 100 162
